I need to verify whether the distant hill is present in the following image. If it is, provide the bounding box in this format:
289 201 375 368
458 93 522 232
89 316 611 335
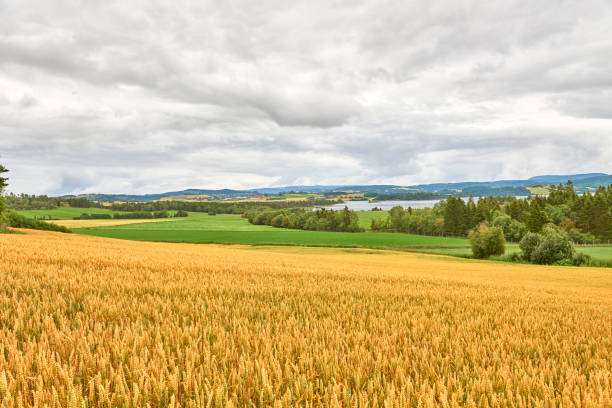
64 189 254 203
62 173 611 202
527 173 608 184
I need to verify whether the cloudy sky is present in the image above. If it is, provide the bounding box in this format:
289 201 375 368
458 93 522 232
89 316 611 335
1 0 611 195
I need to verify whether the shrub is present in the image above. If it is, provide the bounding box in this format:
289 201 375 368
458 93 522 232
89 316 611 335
519 232 542 261
529 230 574 265
553 258 574 266
506 252 522 262
468 224 505 259
572 252 592 266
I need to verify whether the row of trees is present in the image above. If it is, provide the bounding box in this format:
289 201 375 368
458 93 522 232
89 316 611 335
244 207 364 232
0 164 8 226
74 210 188 220
3 193 105 210
105 198 339 215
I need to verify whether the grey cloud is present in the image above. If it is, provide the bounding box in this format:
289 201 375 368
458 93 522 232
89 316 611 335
18 94 37 109
550 90 612 119
1 0 611 195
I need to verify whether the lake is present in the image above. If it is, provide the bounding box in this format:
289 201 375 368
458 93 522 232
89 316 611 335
316 199 445 211
315 196 527 211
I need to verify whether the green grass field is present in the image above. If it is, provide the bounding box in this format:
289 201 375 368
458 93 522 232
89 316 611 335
16 207 127 219
357 210 389 229
74 212 469 249
573 245 612 263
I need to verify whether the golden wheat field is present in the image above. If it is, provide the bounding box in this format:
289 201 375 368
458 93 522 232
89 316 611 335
0 230 611 407
49 218 181 229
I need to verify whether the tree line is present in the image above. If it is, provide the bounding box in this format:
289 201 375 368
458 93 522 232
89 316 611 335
243 207 364 232
106 199 339 214
73 210 188 220
372 182 612 244
3 193 105 210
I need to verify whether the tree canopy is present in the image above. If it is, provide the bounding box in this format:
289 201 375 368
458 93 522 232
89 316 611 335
0 164 8 216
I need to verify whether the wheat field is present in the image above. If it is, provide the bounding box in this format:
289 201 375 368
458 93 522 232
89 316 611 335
0 230 611 407
49 218 182 229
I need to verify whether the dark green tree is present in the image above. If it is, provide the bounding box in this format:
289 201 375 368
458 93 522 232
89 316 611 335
526 202 548 233
0 164 8 217
444 196 467 235
465 197 477 230
591 188 610 239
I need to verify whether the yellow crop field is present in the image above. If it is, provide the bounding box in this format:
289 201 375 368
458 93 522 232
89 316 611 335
0 231 611 407
49 218 183 229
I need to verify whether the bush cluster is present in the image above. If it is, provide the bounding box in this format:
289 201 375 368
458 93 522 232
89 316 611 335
468 224 505 259
518 225 590 266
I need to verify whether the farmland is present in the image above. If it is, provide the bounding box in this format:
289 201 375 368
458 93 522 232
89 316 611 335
65 212 611 262
71 212 469 249
16 208 612 263
1 230 611 407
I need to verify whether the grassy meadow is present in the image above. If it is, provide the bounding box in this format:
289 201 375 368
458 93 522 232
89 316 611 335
71 212 469 249
356 210 389 229
0 230 611 407
16 206 127 220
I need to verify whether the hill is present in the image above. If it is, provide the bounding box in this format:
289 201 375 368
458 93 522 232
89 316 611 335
61 173 611 202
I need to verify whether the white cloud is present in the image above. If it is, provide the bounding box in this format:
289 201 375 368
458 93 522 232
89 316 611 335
0 0 611 194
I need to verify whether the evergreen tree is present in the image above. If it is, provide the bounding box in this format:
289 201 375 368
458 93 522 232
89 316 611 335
591 188 610 238
576 194 594 233
526 202 548 233
444 197 467 235
465 197 476 230
0 164 8 217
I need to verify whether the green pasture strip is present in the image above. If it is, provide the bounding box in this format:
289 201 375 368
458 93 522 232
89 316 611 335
16 207 128 220
74 212 468 248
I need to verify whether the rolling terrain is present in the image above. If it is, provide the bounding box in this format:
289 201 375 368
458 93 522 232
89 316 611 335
21 209 612 263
